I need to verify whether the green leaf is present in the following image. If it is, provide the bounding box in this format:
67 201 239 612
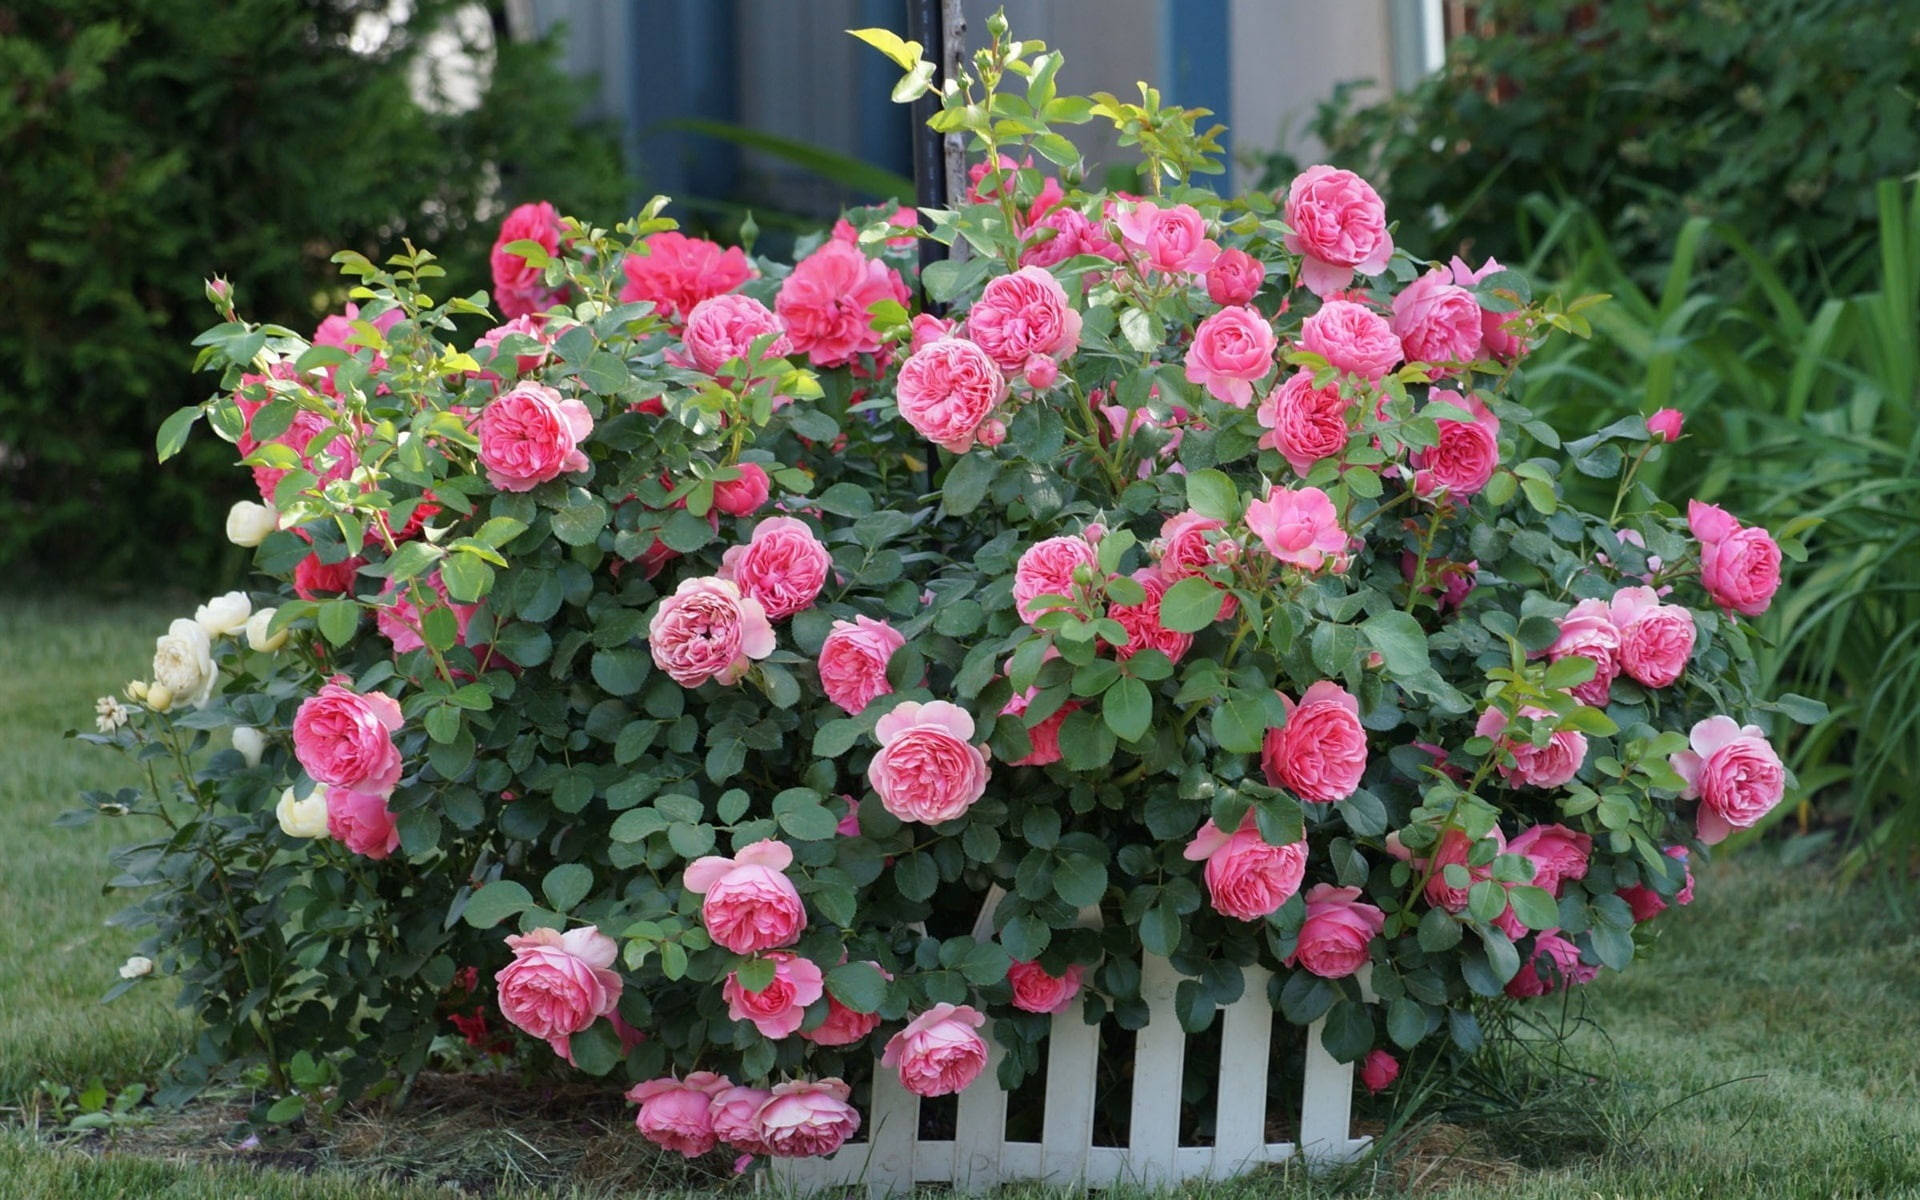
943 452 999 516
565 1021 621 1075
1102 676 1153 742
1386 996 1428 1050
1279 971 1335 1024
1210 693 1268 754
1175 979 1217 1033
1520 476 1559 514
542 864 593 913
1053 852 1108 908
383 540 443 585
440 552 493 603
1361 610 1430 676
1417 907 1462 953
734 956 776 993
580 350 629 394
1000 913 1051 960
958 941 1012 987
590 647 651 696
1138 904 1182 957
773 789 840 840
895 853 938 901
1056 709 1116 771
1320 999 1374 1063
1184 468 1239 522
264 1094 307 1125
551 489 608 546
1506 885 1561 932
317 599 359 646
826 961 889 1012
1159 576 1225 633
156 406 202 463
846 25 924 70
463 880 534 928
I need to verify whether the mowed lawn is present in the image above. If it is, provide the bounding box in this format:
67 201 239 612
2 594 1918 1198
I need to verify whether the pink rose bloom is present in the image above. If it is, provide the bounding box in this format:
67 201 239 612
1012 534 1099 621
1288 884 1386 978
1401 552 1478 612
477 382 592 492
1008 960 1084 1014
896 337 1007 453
1547 598 1622 707
1022 204 1124 269
1620 846 1696 922
719 516 831 620
1282 166 1393 296
1609 586 1696 687
1245 484 1346 571
1361 1049 1399 1094
1299 299 1403 381
1646 408 1685 441
376 572 477 656
967 266 1082 378
494 926 622 1056
682 293 792 376
683 839 807 955
909 312 957 353
1671 715 1786 844
868 700 990 824
241 400 358 504
711 462 772 518
472 313 560 386
1475 706 1587 790
1409 392 1501 498
1690 501 1782 617
1115 201 1220 276
1184 305 1276 409
1001 687 1077 767
1257 369 1352 475
293 678 404 796
882 1003 989 1097
757 1078 861 1158
708 1086 774 1155
628 1073 732 1157
620 232 753 323
1392 268 1485 367
324 787 400 859
817 616 906 714
1686 499 1739 544
1504 931 1597 998
1401 825 1505 913
1448 256 1528 360
722 951 824 1039
1506 824 1592 896
776 239 909 367
490 201 564 318
1108 568 1194 663
1262 680 1368 803
1205 247 1267 306
1154 510 1226 580
800 963 890 1047
1183 812 1308 921
647 576 776 687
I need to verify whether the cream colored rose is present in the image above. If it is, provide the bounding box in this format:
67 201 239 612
152 619 217 709
231 726 266 767
276 786 330 839
195 591 252 637
225 500 278 547
246 608 288 653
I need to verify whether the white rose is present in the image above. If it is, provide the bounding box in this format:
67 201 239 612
231 725 266 767
152 619 217 709
195 591 253 637
276 786 331 839
246 608 289 653
118 955 154 980
225 500 278 547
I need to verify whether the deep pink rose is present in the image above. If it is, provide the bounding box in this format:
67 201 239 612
1257 369 1352 475
1245 484 1346 571
1361 1049 1399 1094
817 616 905 714
628 1073 732 1157
776 239 908 367
1619 846 1695 922
1184 304 1276 409
800 963 890 1047
324 787 400 859
477 382 592 492
1505 930 1597 998
1476 706 1587 790
1108 568 1194 662
1686 499 1740 545
1448 255 1528 360
1288 884 1386 978
909 313 957 353
1646 408 1685 441
1001 687 1077 767
722 951 824 1039
494 926 622 1057
1700 524 1782 617
711 462 772 517
719 516 830 620
683 839 807 955
1410 392 1501 498
757 1078 861 1158
1262 680 1368 803
1115 201 1219 275
1183 812 1308 921
967 266 1082 378
238 383 358 503
1671 715 1786 844
1008 960 1084 1014
376 572 478 657
1299 299 1403 381
293 678 404 796
293 550 363 600
620 232 753 323
1392 268 1485 367
1012 534 1099 621
1547 598 1621 707
1402 552 1478 612
1282 166 1393 296
868 700 990 824
490 201 564 318
647 576 776 687
682 293 792 376
896 337 1007 452
1507 824 1592 896
1609 586 1696 687
1206 247 1267 306
883 1003 989 1097
708 1086 774 1155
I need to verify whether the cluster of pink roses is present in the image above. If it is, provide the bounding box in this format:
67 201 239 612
289 677 405 859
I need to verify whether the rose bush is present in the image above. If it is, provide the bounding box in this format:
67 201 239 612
77 15 1823 1165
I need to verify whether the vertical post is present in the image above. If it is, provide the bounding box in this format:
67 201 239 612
904 0 955 487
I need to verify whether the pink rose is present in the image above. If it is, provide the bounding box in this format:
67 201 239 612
1007 960 1084 1014
708 1086 774 1155
1299 299 1403 381
1288 883 1386 978
756 1078 861 1158
896 337 1007 453
1504 931 1597 998
1245 484 1346 571
722 951 824 1039
817 616 906 714
1646 408 1685 441
472 313 560 385
1115 201 1219 275
1022 204 1124 269
1671 715 1786 844
1475 706 1587 790
1108 568 1194 663
1399 825 1504 913
683 839 807 955
324 787 400 859
711 462 772 518
1686 499 1740 544
477 383 593 492
1360 1049 1399 1094
1205 247 1267 306
376 572 478 657
1620 846 1696 922
1547 598 1621 707
868 700 990 824
1262 680 1368 803
620 232 753 323
1402 552 1478 612
1447 256 1528 360
682 293 792 376
882 1003 989 1097
293 549 362 600
647 577 776 688
967 266 1082 378
239 392 358 504
1409 392 1501 498
719 516 831 620
1506 823 1592 895
1392 269 1485 367
1692 504 1781 616
1257 369 1352 475
1001 687 1077 767
1282 166 1393 296
1012 533 1099 621
490 201 564 318
628 1073 732 1157
800 963 890 1047
1609 586 1696 687
293 678 404 796
776 240 909 367
909 312 957 353
1184 304 1276 409
1183 812 1308 921
494 925 622 1057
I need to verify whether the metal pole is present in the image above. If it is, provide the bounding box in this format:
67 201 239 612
905 0 950 313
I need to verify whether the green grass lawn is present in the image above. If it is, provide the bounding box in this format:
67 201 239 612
2 595 1918 1198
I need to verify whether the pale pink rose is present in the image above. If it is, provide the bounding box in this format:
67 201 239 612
1447 256 1528 360
1262 680 1368 803
1699 522 1782 617
1609 586 1696 687
719 516 831 620
647 576 776 687
311 300 404 363
324 787 399 859
1391 268 1485 367
683 839 807 955
1475 706 1587 790
628 1073 732 1157
800 963 890 1047
682 293 792 376
293 678 404 796
490 201 564 318
1646 408 1685 441
1619 846 1695 921
896 337 1007 453
776 239 909 367
708 1086 774 1155
494 926 622 1056
1299 299 1403 381
1245 484 1346 571
968 266 1082 378
376 572 478 656
882 1003 989 1097
620 232 753 323
1506 824 1592 896
868 701 990 824
756 1078 861 1158
1001 687 1077 767
1288 884 1386 978
1007 961 1084 1014
711 462 772 517
1505 930 1597 998
817 616 905 714
1184 304 1276 409
1205 247 1267 306
1108 567 1194 663
1670 715 1786 844
1115 201 1219 275
1183 812 1308 921
909 313 957 353
1012 534 1099 621
477 383 592 492
1282 166 1393 296
1257 369 1352 475
722 951 824 1039
1547 598 1622 707
1410 392 1501 498
1361 1049 1399 1094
